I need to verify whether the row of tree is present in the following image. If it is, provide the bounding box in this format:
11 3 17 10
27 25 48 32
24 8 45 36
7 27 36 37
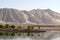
18 25 34 29
0 24 34 29
0 24 15 28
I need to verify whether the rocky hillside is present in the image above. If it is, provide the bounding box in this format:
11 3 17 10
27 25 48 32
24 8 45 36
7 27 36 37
0 8 60 24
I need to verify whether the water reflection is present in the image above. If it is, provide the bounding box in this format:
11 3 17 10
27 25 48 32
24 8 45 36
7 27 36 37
0 32 40 40
51 37 60 40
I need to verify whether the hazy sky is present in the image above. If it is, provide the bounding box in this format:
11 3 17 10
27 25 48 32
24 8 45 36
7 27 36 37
0 0 60 12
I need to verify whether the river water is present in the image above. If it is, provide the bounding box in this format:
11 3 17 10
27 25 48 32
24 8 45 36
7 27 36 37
40 31 60 40
0 33 40 40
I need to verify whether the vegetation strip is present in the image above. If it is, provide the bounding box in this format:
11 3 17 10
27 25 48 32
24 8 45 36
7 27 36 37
0 24 41 33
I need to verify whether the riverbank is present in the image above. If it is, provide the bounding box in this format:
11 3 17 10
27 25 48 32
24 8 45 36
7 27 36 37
0 28 41 33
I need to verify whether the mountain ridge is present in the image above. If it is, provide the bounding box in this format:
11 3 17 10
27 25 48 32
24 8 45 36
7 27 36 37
0 8 60 24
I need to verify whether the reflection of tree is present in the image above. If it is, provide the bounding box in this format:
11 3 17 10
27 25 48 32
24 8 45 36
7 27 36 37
27 33 30 36
0 33 40 40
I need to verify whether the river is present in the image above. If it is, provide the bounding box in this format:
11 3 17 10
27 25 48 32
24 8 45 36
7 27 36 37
40 31 60 40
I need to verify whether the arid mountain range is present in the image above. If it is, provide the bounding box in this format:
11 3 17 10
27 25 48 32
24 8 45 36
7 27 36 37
0 8 60 25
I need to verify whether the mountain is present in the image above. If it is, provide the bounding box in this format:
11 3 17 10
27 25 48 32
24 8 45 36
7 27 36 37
0 8 60 24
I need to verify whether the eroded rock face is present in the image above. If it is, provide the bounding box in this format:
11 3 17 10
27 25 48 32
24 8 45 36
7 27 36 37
0 8 60 24
40 31 60 40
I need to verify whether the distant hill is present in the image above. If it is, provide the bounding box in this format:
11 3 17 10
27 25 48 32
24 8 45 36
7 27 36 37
0 8 60 24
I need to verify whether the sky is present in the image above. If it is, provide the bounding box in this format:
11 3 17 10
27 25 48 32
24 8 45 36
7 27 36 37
0 0 60 12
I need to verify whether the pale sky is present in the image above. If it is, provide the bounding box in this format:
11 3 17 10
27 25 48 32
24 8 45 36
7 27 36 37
0 0 60 12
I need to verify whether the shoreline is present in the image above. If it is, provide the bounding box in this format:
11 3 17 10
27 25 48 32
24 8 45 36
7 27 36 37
0 28 41 33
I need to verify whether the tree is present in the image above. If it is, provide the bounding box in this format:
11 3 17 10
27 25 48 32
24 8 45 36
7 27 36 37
31 27 33 29
0 25 4 28
27 25 33 29
27 26 30 29
18 26 22 29
5 24 10 28
30 25 33 29
10 25 15 28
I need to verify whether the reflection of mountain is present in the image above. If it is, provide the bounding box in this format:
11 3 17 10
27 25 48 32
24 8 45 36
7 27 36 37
0 8 60 24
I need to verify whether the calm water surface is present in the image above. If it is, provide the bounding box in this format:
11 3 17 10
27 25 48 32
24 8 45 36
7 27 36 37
40 31 60 40
0 33 40 40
